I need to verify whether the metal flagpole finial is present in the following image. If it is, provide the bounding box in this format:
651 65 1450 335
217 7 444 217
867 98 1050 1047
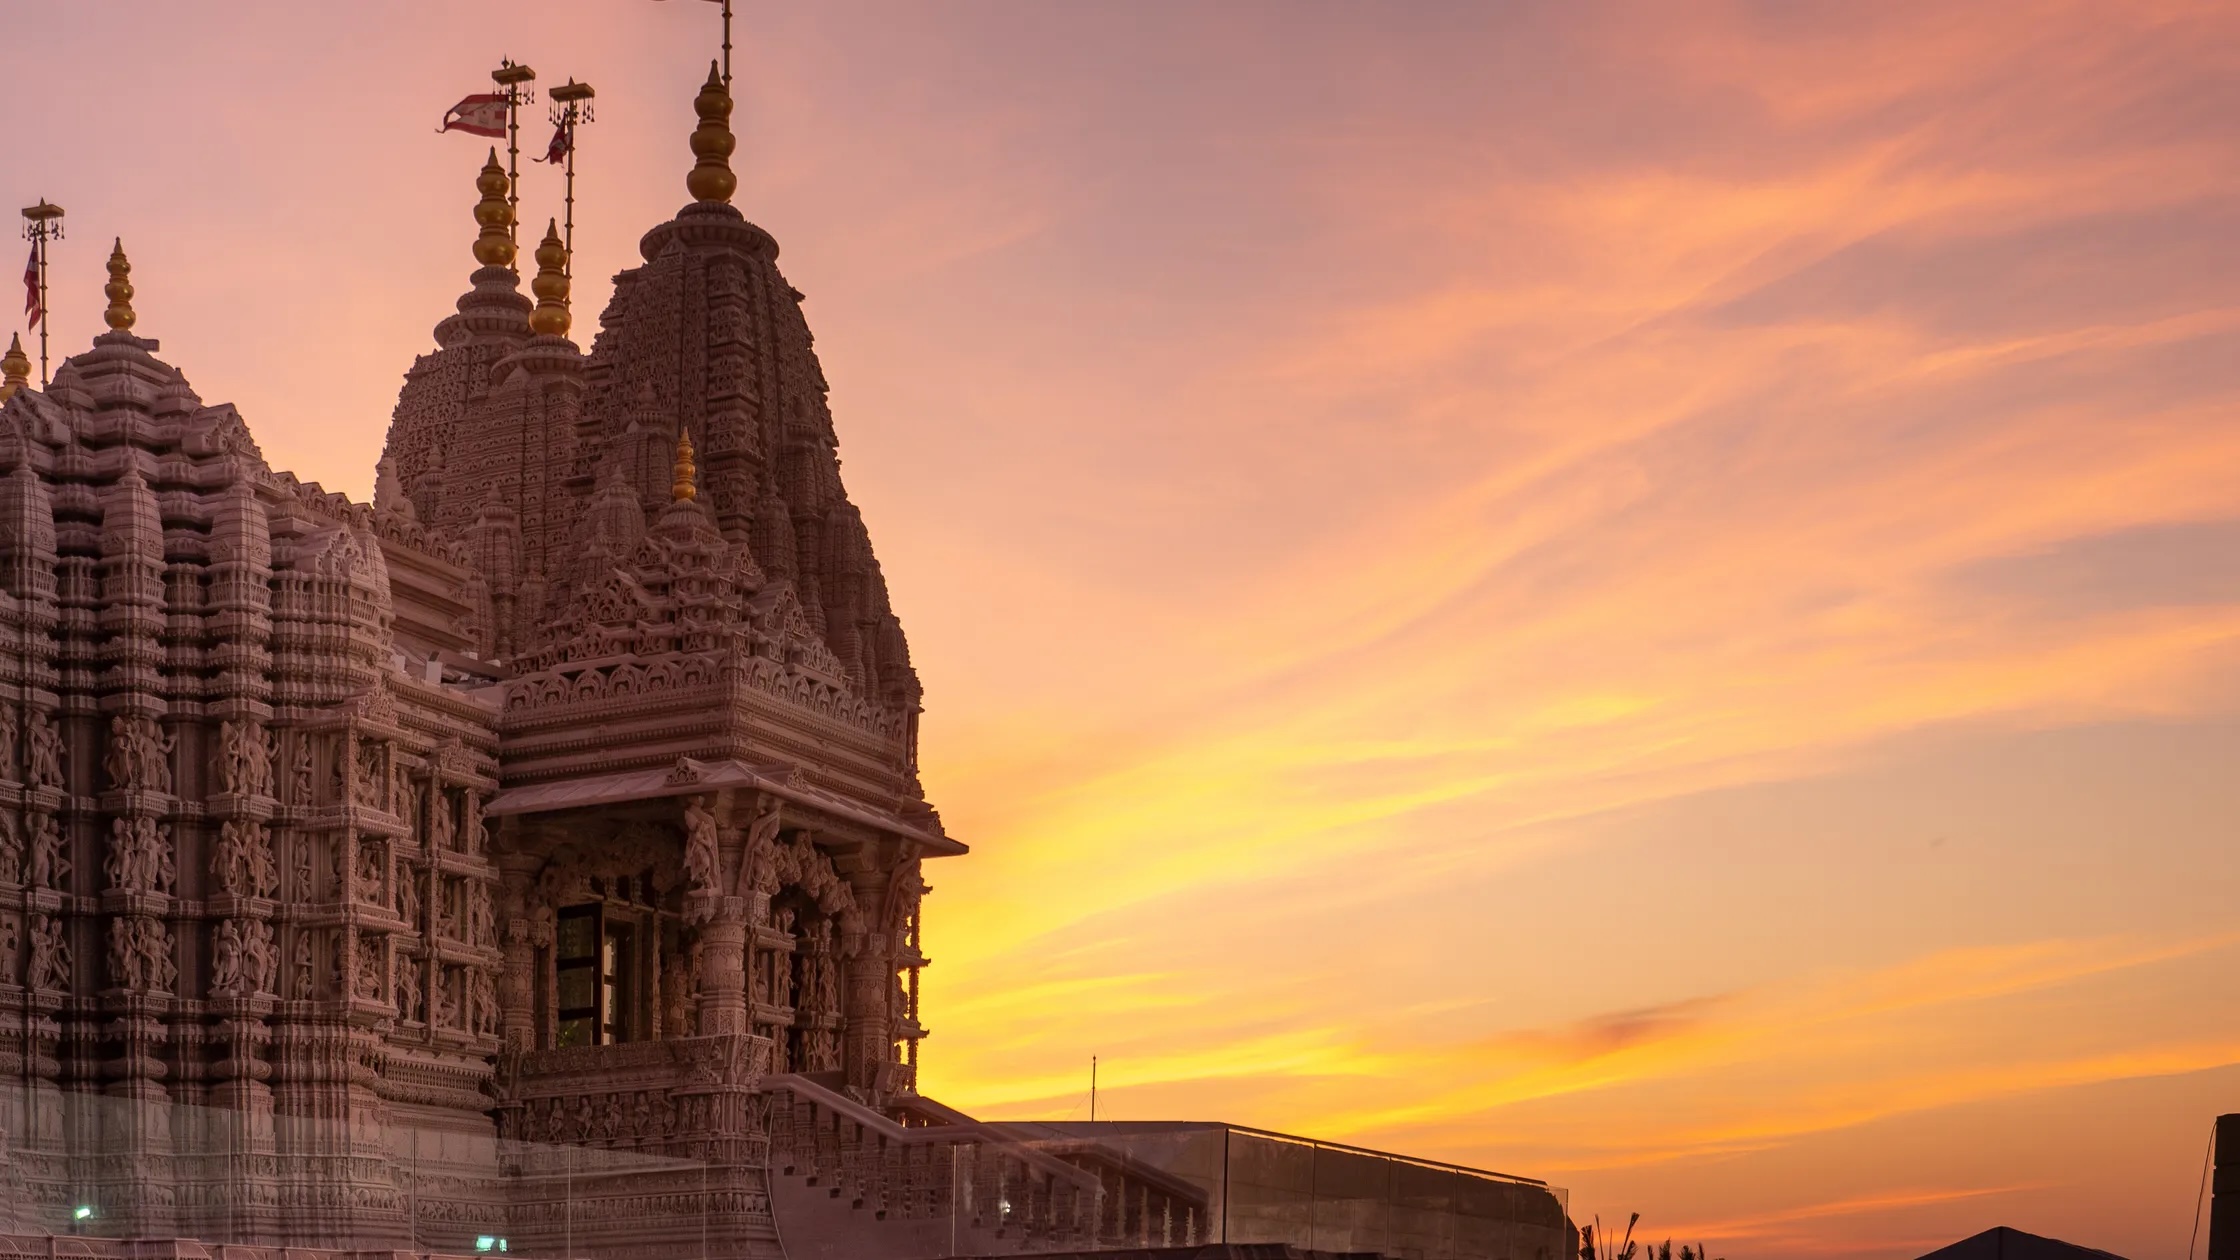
21 199 63 387
547 79 596 276
491 58 538 269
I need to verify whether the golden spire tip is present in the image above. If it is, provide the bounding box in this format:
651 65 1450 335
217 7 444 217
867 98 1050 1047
686 58 738 205
0 332 29 401
673 428 698 502
103 238 136 332
528 218 571 337
473 149 517 270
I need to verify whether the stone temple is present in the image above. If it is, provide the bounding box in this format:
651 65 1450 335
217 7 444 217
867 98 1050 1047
0 62 1571 1260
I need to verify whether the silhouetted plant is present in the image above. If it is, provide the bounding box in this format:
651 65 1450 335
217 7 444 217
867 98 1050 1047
1578 1213 1723 1260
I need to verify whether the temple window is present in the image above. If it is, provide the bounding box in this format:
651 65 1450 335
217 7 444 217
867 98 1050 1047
554 902 643 1046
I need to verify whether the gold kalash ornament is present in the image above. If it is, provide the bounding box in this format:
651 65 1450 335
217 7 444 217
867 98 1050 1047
686 61 736 205
673 429 698 503
473 148 516 269
103 239 135 331
527 219 571 337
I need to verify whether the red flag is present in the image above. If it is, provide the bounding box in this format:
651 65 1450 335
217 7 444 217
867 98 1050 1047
535 120 571 165
23 245 39 329
440 93 509 138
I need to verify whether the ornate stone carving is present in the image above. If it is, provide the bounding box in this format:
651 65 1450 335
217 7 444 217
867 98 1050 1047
211 919 275 997
26 914 70 991
108 916 175 992
683 794 721 896
219 718 273 796
27 812 67 890
105 715 174 794
24 711 63 791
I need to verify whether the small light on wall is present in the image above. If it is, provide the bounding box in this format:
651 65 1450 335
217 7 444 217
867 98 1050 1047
73 1206 93 1222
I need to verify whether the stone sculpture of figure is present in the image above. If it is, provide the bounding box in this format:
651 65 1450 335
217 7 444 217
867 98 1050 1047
467 881 493 946
356 841 386 907
0 914 17 983
155 823 176 895
353 741 385 809
214 820 252 896
461 791 483 853
427 789 454 851
0 704 18 781
470 969 497 1036
682 795 720 895
148 921 177 991
109 919 146 991
211 920 246 996
0 812 22 885
220 720 270 797
105 818 144 891
432 969 458 1028
397 957 423 1021
356 948 383 1002
27 916 69 991
247 826 277 898
290 734 313 804
25 712 64 792
292 838 314 901
27 814 66 891
397 867 421 928
740 795 784 896
244 921 275 995
291 931 314 1000
104 716 137 789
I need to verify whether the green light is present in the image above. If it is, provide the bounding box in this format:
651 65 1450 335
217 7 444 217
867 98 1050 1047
73 1206 93 1221
475 1238 496 1253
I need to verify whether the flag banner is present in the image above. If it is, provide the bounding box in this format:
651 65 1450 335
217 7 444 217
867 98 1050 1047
440 93 510 138
23 245 40 328
535 121 571 165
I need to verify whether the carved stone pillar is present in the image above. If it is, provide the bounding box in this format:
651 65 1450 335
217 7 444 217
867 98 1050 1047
695 900 750 1036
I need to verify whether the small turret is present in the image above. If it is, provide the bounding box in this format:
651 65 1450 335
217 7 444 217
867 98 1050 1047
673 428 698 502
0 333 29 401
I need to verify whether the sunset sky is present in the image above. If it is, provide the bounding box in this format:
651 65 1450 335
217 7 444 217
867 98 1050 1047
14 3 2240 1256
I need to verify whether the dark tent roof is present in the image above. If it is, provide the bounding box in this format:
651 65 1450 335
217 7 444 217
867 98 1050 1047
1916 1225 2128 1260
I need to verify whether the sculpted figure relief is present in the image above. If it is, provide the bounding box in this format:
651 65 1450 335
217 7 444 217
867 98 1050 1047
470 968 497 1036
429 788 457 850
214 820 277 898
290 734 314 804
467 880 493 946
0 704 17 781
220 719 272 797
104 818 173 895
741 795 784 896
399 957 424 1021
105 716 174 795
292 931 314 1000
27 915 69 991
28 813 67 890
0 812 21 885
25 711 64 792
109 917 175 992
682 795 720 895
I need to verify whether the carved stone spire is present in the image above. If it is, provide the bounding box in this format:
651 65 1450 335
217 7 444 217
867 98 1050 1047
474 148 516 269
0 332 28 401
527 219 571 337
103 239 135 331
686 60 737 205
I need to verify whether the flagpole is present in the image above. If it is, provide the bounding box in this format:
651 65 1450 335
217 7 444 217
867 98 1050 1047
549 81 596 279
492 59 538 271
721 0 733 87
21 200 63 387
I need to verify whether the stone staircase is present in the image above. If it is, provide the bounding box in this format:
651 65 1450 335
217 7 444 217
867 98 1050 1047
764 1074 1199 1259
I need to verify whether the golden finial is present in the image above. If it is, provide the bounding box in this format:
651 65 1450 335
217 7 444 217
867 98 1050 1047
0 332 29 401
673 428 698 502
103 239 135 332
686 60 737 204
473 148 517 269
528 219 571 337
